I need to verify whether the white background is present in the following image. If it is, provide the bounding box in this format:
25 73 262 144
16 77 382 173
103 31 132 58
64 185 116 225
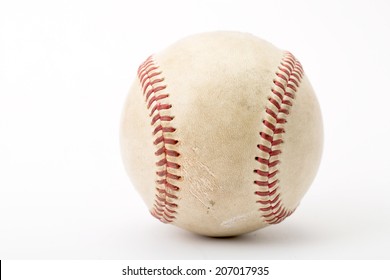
1 0 389 259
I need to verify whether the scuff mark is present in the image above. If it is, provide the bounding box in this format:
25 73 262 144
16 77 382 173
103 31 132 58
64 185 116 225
220 214 251 228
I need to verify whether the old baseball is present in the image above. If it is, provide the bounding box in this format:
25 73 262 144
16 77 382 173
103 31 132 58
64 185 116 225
121 31 323 237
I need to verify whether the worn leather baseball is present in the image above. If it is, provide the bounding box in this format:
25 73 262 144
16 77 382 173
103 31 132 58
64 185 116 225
121 31 323 237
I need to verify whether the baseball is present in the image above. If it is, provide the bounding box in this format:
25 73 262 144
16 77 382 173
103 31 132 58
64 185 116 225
120 31 323 237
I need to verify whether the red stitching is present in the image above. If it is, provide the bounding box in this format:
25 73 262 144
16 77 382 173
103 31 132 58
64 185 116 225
137 55 181 224
254 52 304 224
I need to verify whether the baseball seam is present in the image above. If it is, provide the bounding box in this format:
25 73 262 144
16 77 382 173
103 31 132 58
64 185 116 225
254 51 304 224
137 55 181 223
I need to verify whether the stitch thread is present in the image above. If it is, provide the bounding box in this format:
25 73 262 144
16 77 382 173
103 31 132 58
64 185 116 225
137 55 181 223
254 52 304 224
